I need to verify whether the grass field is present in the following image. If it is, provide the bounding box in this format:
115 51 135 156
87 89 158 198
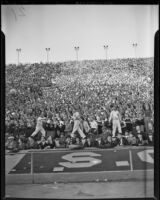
8 146 154 174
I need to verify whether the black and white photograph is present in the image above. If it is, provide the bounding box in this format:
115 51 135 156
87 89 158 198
1 4 159 199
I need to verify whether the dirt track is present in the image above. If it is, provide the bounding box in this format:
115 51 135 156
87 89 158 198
6 180 154 199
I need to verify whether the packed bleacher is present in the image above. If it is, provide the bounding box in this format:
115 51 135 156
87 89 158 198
5 58 154 152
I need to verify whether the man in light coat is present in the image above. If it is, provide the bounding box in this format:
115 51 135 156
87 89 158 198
71 112 86 139
31 112 47 138
109 105 122 137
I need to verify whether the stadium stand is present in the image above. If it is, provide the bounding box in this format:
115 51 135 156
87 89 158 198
5 58 154 151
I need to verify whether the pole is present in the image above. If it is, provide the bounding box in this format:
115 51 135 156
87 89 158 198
16 48 21 65
74 46 79 62
132 44 134 58
48 48 50 63
76 50 78 61
132 43 137 58
31 152 34 183
103 45 108 60
47 51 48 63
129 150 133 171
18 51 19 65
106 48 108 60
45 48 50 63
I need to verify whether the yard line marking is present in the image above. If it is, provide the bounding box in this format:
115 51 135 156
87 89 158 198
116 161 129 166
53 167 64 172
129 150 133 171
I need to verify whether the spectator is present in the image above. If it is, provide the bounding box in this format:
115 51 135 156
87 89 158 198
143 102 152 136
98 135 116 148
46 136 55 149
5 58 154 149
85 135 98 147
126 132 138 146
68 137 84 150
64 119 73 136
89 117 98 135
54 138 60 148
65 135 72 148
38 136 49 149
82 116 90 135
137 133 143 146
59 134 66 148
45 118 56 138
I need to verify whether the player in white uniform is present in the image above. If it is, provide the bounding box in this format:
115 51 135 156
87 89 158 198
109 105 122 137
31 112 47 138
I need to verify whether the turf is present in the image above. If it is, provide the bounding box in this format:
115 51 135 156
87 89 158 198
9 147 154 174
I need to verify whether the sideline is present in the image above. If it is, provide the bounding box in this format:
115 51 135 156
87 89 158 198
5 180 154 198
6 170 154 184
5 145 153 155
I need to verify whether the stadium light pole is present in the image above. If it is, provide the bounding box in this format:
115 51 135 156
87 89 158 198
74 46 79 62
16 48 21 65
103 45 108 60
45 48 50 63
132 43 138 58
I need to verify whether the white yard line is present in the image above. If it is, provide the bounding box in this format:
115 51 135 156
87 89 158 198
129 150 133 171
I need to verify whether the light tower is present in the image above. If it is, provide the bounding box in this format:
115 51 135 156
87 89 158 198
74 46 79 61
16 48 21 65
45 48 50 63
132 43 138 58
103 45 109 60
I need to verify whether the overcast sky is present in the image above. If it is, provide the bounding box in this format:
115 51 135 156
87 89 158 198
1 5 159 64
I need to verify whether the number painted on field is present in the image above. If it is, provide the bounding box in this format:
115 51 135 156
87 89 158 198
137 149 154 164
59 152 102 168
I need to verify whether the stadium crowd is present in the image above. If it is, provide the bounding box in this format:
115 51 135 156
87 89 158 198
5 58 154 152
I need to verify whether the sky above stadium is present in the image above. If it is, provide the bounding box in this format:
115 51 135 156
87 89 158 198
1 5 159 64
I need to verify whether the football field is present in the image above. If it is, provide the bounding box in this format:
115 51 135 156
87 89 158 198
6 146 154 184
